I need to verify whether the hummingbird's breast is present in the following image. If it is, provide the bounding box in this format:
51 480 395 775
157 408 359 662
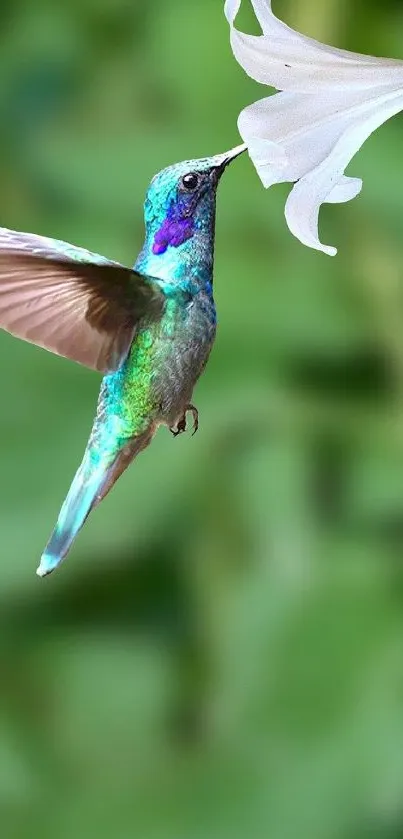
153 286 216 426
96 286 216 440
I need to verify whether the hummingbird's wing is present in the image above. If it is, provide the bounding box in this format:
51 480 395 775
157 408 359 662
0 227 166 373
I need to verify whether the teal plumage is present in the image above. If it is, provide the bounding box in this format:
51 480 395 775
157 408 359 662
0 144 245 576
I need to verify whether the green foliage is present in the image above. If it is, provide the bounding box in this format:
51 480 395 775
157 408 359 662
1 1 403 837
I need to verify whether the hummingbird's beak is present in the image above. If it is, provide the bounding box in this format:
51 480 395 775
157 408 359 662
213 143 247 177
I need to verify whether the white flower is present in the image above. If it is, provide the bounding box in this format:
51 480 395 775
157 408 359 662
225 0 403 255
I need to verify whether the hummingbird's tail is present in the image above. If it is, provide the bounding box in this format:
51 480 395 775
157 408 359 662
37 428 154 578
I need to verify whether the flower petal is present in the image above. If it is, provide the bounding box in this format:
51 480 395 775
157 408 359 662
325 177 363 205
237 133 288 188
226 0 403 255
226 0 403 92
238 87 401 185
284 90 403 254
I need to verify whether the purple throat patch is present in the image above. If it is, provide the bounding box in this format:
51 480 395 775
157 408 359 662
152 207 195 256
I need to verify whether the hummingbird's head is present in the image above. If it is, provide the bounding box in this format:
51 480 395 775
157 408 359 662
142 144 246 260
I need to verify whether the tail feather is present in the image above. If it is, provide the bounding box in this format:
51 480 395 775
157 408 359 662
37 430 153 577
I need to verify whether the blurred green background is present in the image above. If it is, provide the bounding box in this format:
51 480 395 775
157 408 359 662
2 0 403 837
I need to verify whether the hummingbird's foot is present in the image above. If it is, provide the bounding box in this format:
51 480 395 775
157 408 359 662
170 404 199 437
170 414 187 437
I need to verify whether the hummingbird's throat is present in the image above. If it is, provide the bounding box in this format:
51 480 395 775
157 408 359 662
152 216 194 255
152 197 197 255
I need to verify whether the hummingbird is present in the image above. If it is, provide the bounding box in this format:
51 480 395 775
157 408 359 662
0 143 246 576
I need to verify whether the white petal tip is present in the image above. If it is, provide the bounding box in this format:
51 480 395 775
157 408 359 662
302 241 338 256
295 240 337 256
316 243 338 256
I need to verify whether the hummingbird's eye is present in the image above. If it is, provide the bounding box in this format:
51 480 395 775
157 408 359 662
181 172 200 192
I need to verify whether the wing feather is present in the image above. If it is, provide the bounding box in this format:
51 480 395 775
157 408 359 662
0 227 165 372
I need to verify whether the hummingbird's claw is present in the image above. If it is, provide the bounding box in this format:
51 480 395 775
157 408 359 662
187 404 199 435
170 414 187 437
170 404 199 437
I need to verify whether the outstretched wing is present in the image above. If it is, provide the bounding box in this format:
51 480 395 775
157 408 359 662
0 228 165 373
